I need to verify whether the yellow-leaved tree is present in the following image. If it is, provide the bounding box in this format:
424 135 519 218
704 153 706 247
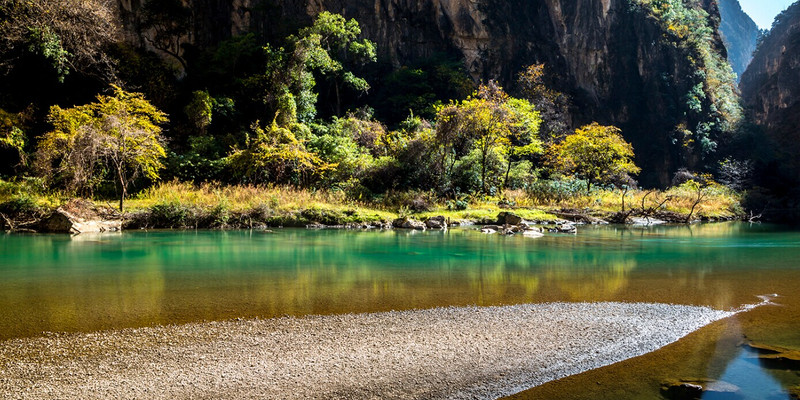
37 86 167 211
549 123 640 193
227 118 333 186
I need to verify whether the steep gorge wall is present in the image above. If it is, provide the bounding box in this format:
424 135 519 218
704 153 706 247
718 0 760 80
740 2 800 182
118 0 731 187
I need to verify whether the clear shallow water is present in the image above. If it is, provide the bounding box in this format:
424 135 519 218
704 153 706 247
1 223 800 398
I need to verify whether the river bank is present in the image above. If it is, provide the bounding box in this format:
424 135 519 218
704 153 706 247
0 302 736 399
0 181 744 233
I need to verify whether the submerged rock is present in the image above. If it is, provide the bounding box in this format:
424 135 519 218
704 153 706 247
522 230 544 238
661 378 741 400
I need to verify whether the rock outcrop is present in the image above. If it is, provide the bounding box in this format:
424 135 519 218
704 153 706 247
392 217 426 230
39 199 121 234
424 215 448 230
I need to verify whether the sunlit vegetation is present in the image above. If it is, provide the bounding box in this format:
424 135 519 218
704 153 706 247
632 0 742 159
0 6 750 226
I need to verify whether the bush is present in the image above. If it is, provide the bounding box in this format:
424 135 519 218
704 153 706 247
526 178 588 203
149 201 195 228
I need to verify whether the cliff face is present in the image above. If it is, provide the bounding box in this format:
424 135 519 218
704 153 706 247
718 0 760 80
118 0 734 187
740 2 800 181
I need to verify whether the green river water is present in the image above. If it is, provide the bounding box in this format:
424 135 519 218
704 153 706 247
1 223 799 398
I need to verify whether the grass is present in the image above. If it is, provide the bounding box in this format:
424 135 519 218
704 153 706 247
0 178 64 211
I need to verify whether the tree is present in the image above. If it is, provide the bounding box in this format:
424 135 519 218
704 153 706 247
137 0 192 72
517 64 572 143
249 12 376 124
296 11 377 116
549 123 640 193
0 0 120 81
435 83 542 194
0 109 28 167
184 90 213 134
37 86 167 211
227 119 331 185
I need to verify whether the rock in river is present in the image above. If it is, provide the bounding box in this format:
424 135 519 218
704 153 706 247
424 215 447 230
39 199 121 234
392 217 426 230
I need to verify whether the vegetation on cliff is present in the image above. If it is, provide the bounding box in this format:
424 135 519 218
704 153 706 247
0 2 763 228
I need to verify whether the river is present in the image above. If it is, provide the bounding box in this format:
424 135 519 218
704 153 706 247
1 223 798 398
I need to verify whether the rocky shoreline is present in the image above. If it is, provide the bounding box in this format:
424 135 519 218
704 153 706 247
0 198 746 235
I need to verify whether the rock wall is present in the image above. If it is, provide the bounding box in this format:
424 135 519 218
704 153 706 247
740 1 800 181
718 0 760 80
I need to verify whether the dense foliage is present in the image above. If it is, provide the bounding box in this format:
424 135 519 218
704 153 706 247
0 2 757 217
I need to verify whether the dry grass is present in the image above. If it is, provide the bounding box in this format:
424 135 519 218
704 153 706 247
128 180 396 220
509 184 741 219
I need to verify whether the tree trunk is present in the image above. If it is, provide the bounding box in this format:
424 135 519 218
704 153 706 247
504 159 513 189
334 80 341 117
481 150 487 194
117 166 126 212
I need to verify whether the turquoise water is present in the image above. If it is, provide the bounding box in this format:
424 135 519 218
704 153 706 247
1 223 799 398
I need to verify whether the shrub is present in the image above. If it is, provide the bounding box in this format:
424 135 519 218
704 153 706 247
149 201 194 228
526 178 588 203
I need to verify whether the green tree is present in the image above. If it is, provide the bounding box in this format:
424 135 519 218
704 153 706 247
249 12 376 124
37 86 167 211
548 123 640 193
296 11 377 116
435 83 542 194
184 90 213 134
0 109 27 165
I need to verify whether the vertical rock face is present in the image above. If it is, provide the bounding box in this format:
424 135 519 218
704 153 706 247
718 0 760 80
117 0 733 186
740 2 800 181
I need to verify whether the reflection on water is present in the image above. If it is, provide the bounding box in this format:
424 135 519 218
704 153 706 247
711 345 790 399
1 223 800 397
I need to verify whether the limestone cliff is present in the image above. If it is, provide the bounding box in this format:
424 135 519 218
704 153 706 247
118 0 736 187
718 0 760 80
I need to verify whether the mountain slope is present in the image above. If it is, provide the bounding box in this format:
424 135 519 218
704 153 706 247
740 1 800 183
718 0 761 80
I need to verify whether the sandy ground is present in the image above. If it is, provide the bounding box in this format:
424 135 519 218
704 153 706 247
0 302 736 399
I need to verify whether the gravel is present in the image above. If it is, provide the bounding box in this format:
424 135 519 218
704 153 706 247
0 302 735 399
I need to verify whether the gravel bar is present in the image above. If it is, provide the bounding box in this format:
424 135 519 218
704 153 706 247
0 302 736 399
